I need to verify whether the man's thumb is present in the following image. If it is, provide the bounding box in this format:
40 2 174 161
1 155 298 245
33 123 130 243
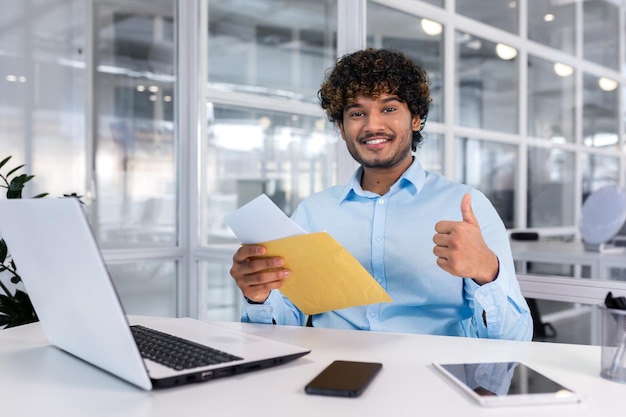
461 193 477 224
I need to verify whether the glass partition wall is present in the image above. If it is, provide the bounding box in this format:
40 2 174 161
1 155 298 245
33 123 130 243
1 0 624 324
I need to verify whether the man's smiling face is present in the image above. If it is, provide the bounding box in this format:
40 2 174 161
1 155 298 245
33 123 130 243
338 93 421 170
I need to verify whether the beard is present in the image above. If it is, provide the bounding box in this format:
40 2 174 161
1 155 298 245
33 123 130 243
345 132 413 169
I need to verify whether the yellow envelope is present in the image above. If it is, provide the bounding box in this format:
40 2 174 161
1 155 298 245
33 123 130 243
259 232 392 315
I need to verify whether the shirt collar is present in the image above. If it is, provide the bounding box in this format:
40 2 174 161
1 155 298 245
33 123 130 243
339 157 427 202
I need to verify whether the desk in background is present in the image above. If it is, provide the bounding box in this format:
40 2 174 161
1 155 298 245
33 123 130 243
1 315 624 417
511 239 626 344
510 239 626 280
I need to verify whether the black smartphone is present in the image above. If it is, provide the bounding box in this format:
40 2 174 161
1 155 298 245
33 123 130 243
304 360 382 398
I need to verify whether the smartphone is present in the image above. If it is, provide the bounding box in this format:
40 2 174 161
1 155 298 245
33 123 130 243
304 360 382 398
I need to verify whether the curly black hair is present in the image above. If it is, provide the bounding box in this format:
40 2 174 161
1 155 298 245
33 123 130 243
318 48 431 150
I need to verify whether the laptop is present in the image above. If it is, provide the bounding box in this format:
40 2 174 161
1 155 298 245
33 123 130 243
0 197 310 390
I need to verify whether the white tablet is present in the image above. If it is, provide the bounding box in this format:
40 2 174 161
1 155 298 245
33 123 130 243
433 362 581 407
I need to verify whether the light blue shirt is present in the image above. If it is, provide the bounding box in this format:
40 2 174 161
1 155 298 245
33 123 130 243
242 159 532 341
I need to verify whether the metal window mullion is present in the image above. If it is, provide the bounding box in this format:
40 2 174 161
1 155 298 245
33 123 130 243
516 0 527 230
176 0 206 319
619 3 626 189
443 5 455 179
337 0 366 56
336 0 366 183
84 0 97 233
574 0 584 241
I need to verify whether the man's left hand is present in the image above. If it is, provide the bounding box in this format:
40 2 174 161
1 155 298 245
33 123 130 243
433 193 499 285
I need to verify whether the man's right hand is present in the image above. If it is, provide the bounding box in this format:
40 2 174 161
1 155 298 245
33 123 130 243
230 244 291 303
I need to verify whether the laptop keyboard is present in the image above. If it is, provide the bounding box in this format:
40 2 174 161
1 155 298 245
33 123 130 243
131 325 243 371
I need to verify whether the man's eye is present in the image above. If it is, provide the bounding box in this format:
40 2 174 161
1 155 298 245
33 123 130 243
383 107 396 113
350 111 364 117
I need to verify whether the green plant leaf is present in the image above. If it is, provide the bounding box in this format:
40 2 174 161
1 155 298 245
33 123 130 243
0 314 11 327
12 290 37 326
0 293 19 316
0 155 11 170
63 193 84 203
8 176 25 189
0 239 7 263
0 290 38 328
7 174 33 198
5 164 25 178
6 189 21 199
11 174 34 187
33 193 49 198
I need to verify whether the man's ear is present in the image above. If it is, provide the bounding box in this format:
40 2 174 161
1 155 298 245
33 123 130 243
411 115 421 132
337 120 347 141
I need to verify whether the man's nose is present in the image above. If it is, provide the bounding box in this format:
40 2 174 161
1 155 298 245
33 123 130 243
364 112 384 131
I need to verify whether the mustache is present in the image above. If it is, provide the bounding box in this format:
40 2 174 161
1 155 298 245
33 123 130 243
358 132 394 143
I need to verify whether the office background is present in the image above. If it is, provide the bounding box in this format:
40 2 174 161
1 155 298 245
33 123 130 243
0 0 624 341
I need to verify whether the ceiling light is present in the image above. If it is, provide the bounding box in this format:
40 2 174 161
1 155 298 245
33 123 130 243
466 40 482 50
598 77 618 92
496 43 518 60
553 63 573 77
421 18 442 36
544 13 555 22
258 116 271 129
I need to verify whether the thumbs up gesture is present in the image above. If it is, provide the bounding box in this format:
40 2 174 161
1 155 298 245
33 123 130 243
433 194 499 285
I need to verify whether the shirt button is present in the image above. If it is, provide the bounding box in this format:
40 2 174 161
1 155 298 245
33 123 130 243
375 236 382 243
378 199 385 205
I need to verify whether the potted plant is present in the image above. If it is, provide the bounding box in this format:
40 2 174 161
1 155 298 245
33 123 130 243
0 156 81 329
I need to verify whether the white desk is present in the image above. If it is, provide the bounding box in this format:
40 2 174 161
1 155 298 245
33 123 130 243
511 240 626 344
1 316 624 416
511 239 626 280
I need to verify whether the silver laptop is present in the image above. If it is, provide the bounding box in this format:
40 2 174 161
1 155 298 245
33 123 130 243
0 198 310 390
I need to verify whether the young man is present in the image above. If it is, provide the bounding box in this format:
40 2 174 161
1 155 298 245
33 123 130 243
230 48 532 341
